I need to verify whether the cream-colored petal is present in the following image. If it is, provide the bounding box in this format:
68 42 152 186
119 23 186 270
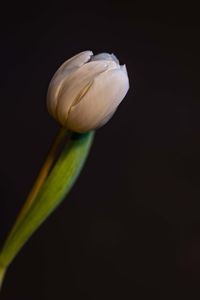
66 67 129 132
55 50 93 76
47 51 93 118
95 109 117 128
56 60 119 126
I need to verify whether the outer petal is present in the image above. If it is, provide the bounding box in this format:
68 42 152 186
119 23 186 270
54 50 93 76
91 52 120 65
47 51 93 119
66 66 129 132
56 60 119 125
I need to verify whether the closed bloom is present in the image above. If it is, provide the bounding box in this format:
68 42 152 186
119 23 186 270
47 51 129 132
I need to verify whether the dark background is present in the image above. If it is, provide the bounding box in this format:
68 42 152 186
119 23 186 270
0 1 200 299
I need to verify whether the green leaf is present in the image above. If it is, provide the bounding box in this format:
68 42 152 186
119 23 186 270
0 131 94 270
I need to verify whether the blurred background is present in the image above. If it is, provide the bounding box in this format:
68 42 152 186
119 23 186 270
0 1 200 299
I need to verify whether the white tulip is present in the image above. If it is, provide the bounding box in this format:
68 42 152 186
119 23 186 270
47 51 129 132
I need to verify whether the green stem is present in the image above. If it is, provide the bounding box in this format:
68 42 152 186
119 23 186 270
0 265 6 291
10 127 68 235
0 131 94 273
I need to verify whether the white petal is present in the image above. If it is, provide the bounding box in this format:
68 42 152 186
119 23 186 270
91 52 119 65
47 51 93 118
111 53 120 64
66 67 129 132
56 60 118 126
121 64 128 75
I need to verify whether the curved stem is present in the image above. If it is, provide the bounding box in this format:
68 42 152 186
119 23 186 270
0 127 68 291
0 131 94 272
0 265 6 291
11 127 68 232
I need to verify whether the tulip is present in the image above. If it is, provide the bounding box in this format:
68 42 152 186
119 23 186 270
0 51 129 291
47 51 129 132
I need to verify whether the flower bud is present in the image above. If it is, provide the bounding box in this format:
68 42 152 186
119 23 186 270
47 51 129 132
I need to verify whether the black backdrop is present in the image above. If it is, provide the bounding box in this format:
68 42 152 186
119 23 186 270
0 1 200 299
